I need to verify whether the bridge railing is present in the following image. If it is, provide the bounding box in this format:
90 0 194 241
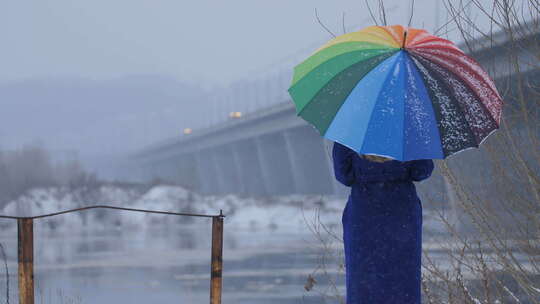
0 206 225 304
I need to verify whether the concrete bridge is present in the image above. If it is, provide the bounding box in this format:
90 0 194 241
133 101 344 195
132 28 539 198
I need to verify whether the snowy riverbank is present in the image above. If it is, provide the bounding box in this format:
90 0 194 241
0 185 345 235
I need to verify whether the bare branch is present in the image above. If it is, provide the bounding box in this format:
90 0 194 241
378 0 387 26
309 3 540 301
434 0 474 36
342 12 347 34
408 0 416 27
364 0 379 26
315 8 337 38
0 242 9 304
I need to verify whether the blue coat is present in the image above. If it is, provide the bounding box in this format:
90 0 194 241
333 142 434 304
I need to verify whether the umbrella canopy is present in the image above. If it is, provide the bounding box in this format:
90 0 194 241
288 25 503 161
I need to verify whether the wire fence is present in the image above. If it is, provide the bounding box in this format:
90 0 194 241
0 206 225 304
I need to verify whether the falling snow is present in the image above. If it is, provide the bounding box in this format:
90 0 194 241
411 56 475 154
404 58 437 147
412 48 503 123
414 55 498 144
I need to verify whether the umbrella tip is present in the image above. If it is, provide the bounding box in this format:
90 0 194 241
401 31 407 49
402 31 408 49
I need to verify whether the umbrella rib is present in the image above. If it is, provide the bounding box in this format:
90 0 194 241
359 52 405 157
295 50 398 117
407 55 453 157
292 43 396 85
401 53 445 160
317 30 399 51
420 59 479 147
298 52 401 141
297 51 396 117
410 54 479 154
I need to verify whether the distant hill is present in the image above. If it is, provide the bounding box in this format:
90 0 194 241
0 75 208 178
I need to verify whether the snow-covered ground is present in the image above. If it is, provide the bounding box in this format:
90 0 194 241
0 185 345 235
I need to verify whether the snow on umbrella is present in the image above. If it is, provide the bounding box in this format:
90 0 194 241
288 25 503 161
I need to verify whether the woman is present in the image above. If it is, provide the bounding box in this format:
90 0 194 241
333 142 434 304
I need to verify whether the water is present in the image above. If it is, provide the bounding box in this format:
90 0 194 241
0 219 535 303
0 220 343 304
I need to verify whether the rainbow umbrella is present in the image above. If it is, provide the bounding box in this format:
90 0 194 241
288 25 503 161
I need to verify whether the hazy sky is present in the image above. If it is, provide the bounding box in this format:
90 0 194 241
0 0 451 86
0 0 511 171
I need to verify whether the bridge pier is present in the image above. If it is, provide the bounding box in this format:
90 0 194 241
213 145 243 194
209 150 227 194
254 133 297 195
234 139 267 196
281 126 334 194
176 154 199 190
283 130 304 193
254 138 271 194
193 152 206 194
321 139 351 196
229 144 246 194
321 139 339 195
193 150 223 194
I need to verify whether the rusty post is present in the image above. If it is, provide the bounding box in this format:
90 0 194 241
209 212 224 304
18 218 34 304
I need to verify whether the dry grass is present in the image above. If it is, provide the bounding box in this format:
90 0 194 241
306 1 539 303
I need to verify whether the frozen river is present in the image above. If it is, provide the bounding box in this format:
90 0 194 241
0 220 344 304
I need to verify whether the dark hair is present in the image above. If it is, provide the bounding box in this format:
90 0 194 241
360 154 392 163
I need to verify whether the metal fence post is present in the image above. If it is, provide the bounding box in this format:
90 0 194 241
17 218 34 304
210 211 224 304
